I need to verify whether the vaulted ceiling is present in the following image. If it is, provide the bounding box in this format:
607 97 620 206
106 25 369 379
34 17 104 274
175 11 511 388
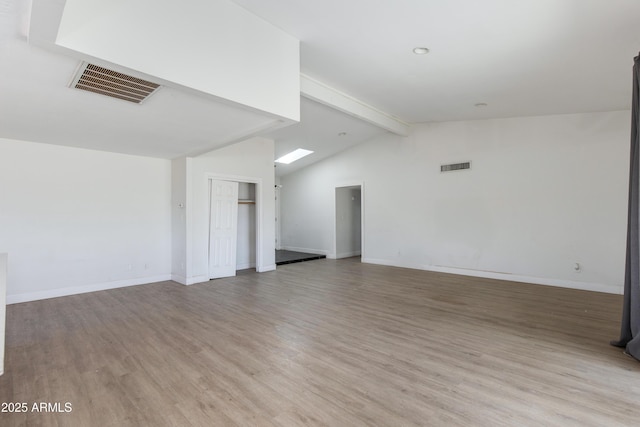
243 0 640 122
1 0 639 176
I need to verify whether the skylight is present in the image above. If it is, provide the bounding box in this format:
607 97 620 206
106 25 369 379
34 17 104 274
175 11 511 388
275 149 314 164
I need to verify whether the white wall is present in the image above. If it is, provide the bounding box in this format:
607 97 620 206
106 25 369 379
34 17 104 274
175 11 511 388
0 138 172 303
180 137 275 284
280 111 630 294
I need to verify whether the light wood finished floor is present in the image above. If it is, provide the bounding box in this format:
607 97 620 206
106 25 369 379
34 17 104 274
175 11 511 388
0 258 638 426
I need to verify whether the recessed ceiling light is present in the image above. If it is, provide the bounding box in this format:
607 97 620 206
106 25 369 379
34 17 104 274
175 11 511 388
474 102 488 108
413 47 430 55
275 148 314 164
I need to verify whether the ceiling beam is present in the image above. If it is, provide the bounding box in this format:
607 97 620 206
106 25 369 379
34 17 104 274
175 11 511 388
300 74 410 136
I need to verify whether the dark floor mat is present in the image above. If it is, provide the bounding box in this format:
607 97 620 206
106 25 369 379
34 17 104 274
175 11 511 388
276 250 326 265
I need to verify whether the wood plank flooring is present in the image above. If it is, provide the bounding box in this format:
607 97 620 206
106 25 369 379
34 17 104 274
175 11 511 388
0 257 638 426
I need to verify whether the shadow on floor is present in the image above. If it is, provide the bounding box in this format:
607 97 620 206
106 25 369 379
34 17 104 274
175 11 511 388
276 250 326 265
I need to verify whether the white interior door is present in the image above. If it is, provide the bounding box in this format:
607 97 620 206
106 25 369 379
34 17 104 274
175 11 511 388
209 179 239 279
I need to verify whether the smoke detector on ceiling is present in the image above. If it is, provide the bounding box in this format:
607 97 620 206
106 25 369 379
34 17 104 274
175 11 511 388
69 62 160 104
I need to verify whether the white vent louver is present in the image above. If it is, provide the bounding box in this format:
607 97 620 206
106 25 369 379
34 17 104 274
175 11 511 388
70 63 160 104
441 162 471 172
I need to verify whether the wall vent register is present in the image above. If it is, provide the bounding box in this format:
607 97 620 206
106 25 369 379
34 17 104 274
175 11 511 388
69 63 160 104
441 162 471 172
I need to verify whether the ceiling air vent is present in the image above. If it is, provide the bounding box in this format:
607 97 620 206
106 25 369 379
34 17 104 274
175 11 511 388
70 63 160 104
441 161 471 172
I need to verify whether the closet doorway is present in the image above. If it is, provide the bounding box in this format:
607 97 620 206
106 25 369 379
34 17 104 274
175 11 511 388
208 178 258 279
236 182 257 271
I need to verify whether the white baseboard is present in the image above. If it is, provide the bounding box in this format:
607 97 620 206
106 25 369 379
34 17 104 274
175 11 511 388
7 274 173 304
236 262 256 270
335 251 361 259
171 275 208 285
186 275 208 285
171 274 209 285
361 258 622 295
176 268 270 284
258 264 276 272
171 274 187 285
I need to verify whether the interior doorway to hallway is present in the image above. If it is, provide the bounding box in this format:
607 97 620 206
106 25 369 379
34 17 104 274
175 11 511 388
335 185 362 260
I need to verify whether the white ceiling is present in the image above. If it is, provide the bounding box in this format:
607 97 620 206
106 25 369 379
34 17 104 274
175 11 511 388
271 98 388 176
1 0 640 176
0 36 279 158
0 0 285 159
238 0 640 123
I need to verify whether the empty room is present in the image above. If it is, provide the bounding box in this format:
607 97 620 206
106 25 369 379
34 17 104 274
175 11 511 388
1 0 640 425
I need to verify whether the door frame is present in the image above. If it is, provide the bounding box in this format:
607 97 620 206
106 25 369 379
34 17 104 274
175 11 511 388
275 184 282 250
333 182 365 260
206 173 263 278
